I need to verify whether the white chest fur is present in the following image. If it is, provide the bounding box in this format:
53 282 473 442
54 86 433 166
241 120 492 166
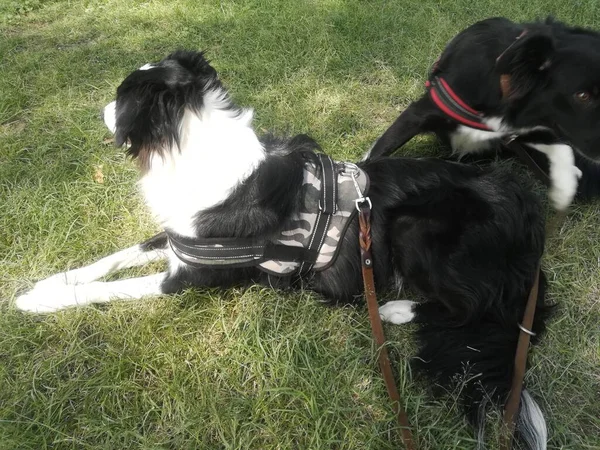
139 101 265 238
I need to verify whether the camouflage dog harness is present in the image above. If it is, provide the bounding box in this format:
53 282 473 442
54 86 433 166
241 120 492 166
167 153 369 276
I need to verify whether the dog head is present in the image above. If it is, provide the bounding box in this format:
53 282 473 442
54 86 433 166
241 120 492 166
496 19 600 160
103 51 243 170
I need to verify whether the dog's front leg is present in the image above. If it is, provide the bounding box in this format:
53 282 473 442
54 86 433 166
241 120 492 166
32 233 168 289
15 272 168 313
527 143 582 210
364 96 436 160
15 233 169 312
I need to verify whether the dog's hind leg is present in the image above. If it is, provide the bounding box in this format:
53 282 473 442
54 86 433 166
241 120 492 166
31 232 169 289
15 272 168 313
363 96 440 160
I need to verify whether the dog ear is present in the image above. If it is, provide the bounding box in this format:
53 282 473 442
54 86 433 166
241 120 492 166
496 30 554 101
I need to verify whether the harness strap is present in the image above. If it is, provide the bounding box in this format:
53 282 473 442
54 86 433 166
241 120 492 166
300 154 337 272
262 243 318 263
319 153 337 214
358 201 416 450
168 234 265 268
167 153 340 271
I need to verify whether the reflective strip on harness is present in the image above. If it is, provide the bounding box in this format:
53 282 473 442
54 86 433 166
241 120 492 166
166 153 369 275
168 235 265 268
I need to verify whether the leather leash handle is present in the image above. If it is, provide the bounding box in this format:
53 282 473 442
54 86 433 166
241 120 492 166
358 203 416 450
500 266 540 450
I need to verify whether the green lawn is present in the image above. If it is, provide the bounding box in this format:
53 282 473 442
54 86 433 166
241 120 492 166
1 1 599 449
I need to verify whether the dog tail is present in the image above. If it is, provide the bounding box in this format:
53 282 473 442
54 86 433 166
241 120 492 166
413 271 552 450
516 389 548 450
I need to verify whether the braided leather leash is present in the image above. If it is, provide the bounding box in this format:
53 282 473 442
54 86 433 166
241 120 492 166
358 200 416 450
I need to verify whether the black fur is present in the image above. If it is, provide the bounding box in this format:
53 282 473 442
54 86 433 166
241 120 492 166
111 51 552 447
114 51 239 167
368 17 600 199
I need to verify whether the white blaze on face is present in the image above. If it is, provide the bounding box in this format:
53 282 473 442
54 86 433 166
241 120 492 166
103 100 117 134
139 63 154 71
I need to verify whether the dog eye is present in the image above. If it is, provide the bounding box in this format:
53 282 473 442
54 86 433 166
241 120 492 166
574 91 591 102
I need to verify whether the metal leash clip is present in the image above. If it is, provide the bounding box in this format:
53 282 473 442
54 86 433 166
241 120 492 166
341 162 372 211
355 196 372 212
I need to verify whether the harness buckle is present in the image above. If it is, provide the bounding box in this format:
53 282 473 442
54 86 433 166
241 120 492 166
342 162 371 211
340 162 360 176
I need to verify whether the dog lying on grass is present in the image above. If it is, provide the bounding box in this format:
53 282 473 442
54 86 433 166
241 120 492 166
367 17 600 209
16 51 552 449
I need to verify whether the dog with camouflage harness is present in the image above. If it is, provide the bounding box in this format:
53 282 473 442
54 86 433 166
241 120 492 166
16 51 552 449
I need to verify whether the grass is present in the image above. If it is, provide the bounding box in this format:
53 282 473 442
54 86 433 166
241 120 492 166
1 0 599 448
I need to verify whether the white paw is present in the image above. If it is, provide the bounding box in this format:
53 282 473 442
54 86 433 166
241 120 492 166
549 165 580 210
549 187 574 211
379 300 416 324
526 143 580 210
15 284 81 313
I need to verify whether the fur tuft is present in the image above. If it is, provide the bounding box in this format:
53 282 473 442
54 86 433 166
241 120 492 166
516 389 548 450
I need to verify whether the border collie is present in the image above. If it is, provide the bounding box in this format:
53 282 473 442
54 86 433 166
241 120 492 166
16 51 552 449
366 17 600 209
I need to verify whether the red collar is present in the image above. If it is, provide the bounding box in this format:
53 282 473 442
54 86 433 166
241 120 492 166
426 76 493 131
426 30 528 131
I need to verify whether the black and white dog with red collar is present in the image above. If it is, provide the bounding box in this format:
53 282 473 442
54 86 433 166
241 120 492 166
16 51 552 449
366 17 600 208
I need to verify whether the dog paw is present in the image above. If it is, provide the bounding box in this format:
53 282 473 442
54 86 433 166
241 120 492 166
15 285 80 313
549 187 574 211
378 300 416 324
549 165 580 210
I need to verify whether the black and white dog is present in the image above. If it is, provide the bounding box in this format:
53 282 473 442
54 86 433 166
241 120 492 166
367 17 600 208
16 51 552 449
